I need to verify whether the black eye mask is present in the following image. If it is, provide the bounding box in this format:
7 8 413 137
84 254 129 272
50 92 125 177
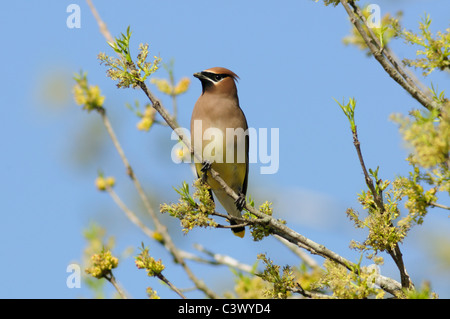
201 72 229 82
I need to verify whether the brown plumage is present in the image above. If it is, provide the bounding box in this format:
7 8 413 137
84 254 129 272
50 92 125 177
191 67 249 237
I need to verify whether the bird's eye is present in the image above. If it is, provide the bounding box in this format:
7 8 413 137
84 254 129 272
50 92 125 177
214 74 223 81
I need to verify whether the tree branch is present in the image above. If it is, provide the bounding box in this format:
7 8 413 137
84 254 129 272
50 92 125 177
341 0 438 111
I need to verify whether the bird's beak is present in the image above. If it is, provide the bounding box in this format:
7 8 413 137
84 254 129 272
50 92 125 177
193 72 206 80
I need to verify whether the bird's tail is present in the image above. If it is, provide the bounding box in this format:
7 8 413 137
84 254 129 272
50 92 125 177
230 220 245 238
213 189 246 238
224 203 245 238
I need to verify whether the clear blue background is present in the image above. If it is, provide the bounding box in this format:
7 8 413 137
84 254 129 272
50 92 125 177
0 0 449 298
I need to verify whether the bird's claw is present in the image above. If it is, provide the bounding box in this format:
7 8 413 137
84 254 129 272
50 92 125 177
235 192 246 211
200 160 212 183
201 160 212 172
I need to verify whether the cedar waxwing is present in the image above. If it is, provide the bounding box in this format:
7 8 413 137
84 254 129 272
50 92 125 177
191 67 249 238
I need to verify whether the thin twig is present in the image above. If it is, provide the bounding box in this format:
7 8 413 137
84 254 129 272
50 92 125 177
430 202 450 210
86 0 114 44
211 210 250 229
171 94 178 121
157 273 187 299
99 109 158 222
107 187 157 239
193 244 254 274
274 235 320 269
292 283 335 299
104 271 128 299
352 128 384 210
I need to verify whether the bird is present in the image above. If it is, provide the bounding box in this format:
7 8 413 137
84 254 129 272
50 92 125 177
191 67 249 238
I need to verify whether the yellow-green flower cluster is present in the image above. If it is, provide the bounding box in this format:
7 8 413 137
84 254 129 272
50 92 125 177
73 72 105 112
146 287 160 299
85 250 119 279
95 175 115 191
160 180 217 234
135 245 165 277
312 260 385 299
98 27 161 89
391 106 449 170
404 281 438 299
401 15 450 76
244 201 285 242
347 165 441 259
174 77 190 95
257 253 296 299
151 231 164 244
227 274 270 299
150 77 190 96
320 0 341 7
347 202 403 255
136 106 156 131
150 78 171 95
391 102 449 198
393 177 436 226
136 43 161 83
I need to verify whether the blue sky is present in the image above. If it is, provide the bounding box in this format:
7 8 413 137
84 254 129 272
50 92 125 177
0 0 449 298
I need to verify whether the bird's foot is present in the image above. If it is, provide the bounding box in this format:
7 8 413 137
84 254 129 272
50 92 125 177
200 160 212 183
235 192 246 211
